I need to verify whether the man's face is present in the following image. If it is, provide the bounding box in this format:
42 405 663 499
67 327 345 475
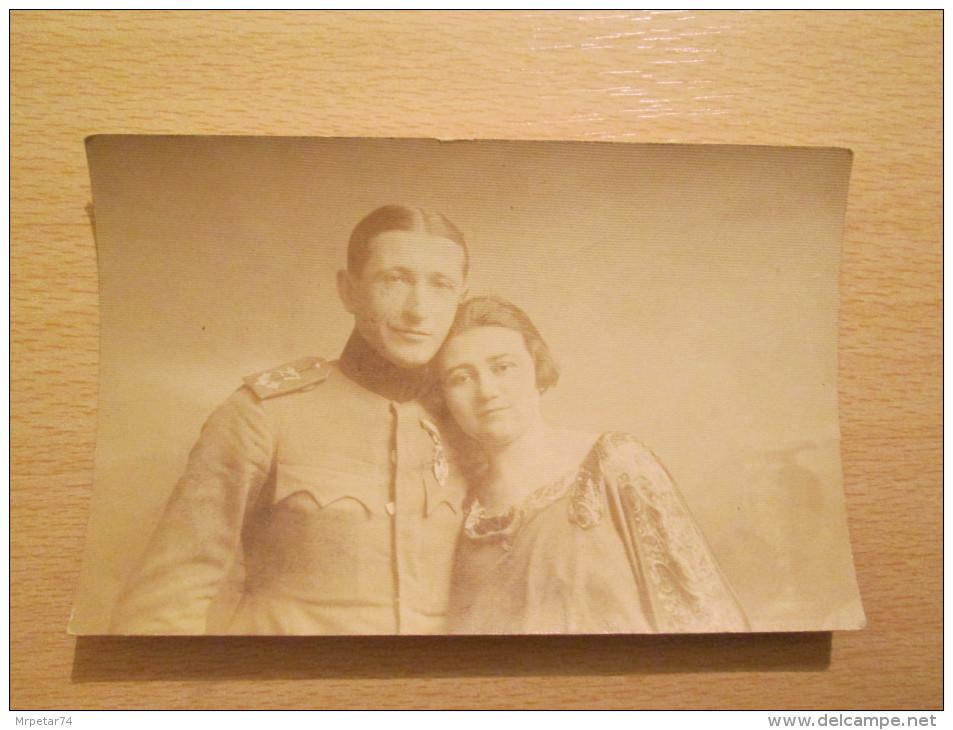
340 230 466 368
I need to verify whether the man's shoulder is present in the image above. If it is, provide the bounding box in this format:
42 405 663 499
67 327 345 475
242 356 333 400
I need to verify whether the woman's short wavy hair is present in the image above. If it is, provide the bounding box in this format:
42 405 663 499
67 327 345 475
444 296 560 393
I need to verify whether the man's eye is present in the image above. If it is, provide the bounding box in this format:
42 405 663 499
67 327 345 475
446 373 471 387
429 279 457 294
493 362 516 374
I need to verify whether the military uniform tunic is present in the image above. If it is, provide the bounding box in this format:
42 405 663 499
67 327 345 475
110 332 467 635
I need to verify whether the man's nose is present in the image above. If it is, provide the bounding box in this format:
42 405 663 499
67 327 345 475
403 284 431 322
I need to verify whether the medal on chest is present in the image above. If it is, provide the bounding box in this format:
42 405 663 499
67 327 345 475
419 418 449 488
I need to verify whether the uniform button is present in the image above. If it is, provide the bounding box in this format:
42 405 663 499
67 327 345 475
386 502 396 516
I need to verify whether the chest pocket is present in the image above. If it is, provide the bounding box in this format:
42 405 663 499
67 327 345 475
275 456 385 516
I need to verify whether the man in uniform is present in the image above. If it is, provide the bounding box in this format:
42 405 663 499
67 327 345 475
110 204 470 635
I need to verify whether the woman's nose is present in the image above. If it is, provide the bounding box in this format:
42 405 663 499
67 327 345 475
476 374 501 399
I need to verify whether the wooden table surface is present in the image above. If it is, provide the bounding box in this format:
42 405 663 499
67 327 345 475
10 10 942 710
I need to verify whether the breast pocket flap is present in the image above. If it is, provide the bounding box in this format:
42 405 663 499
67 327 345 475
275 463 383 515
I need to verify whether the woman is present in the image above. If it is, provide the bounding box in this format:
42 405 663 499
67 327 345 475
437 296 748 634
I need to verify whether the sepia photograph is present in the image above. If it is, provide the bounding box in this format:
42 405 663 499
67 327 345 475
70 136 865 636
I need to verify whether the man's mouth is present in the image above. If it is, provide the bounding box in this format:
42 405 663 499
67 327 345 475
479 405 510 418
391 327 432 339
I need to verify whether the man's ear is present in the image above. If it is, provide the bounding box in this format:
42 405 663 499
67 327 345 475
337 270 355 314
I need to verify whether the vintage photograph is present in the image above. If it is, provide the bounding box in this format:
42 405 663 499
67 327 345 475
71 137 865 635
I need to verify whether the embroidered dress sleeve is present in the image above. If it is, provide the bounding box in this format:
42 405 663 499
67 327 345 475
109 386 275 634
596 433 748 633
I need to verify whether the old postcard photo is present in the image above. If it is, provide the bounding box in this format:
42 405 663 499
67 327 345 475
71 137 865 635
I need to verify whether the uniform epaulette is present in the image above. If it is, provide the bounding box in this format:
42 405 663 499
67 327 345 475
243 357 331 399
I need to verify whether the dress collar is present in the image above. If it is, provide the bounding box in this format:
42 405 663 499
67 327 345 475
463 470 576 541
338 330 431 403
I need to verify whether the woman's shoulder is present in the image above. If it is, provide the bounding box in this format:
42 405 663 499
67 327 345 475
594 432 677 483
558 429 601 460
549 430 655 466
569 432 677 525
585 431 659 469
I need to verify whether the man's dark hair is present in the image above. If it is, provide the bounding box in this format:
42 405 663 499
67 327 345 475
347 204 469 277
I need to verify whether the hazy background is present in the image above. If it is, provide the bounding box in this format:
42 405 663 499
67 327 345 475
72 137 863 633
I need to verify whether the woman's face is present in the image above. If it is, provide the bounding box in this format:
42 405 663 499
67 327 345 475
439 326 542 447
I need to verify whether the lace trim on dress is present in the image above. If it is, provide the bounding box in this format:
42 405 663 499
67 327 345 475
463 471 576 541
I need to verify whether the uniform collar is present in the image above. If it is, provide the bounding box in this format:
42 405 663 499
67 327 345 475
339 330 432 403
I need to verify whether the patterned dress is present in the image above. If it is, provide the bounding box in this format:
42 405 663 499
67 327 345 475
449 432 748 634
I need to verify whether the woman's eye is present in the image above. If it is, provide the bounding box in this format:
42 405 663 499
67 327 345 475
493 362 516 374
446 373 471 387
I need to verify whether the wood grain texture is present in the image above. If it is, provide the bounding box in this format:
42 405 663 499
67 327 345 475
11 10 941 710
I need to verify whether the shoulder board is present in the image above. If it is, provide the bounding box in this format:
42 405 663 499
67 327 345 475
243 357 331 399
